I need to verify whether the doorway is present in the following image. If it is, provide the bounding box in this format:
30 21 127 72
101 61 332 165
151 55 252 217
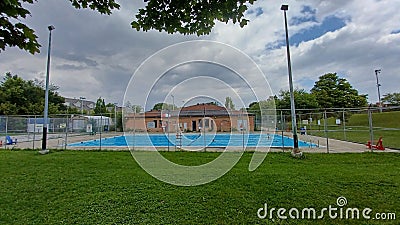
192 121 196 131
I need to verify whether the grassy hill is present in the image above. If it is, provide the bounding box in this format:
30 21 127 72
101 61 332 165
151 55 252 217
306 111 400 149
349 111 400 128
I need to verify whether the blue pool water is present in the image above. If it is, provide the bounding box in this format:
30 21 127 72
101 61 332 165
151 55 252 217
69 133 317 148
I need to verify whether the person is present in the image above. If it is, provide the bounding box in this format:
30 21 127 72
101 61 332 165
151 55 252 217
300 127 307 135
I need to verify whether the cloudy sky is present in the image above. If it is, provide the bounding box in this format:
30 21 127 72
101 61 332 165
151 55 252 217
1 0 399 110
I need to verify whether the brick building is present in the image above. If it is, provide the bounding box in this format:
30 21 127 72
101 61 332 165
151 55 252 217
124 103 255 132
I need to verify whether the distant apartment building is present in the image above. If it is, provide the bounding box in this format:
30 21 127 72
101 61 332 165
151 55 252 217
64 97 95 114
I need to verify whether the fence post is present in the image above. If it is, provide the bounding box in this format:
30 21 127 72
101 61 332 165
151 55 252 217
5 116 8 149
167 109 170 152
33 115 36 149
343 109 346 141
203 107 206 152
133 112 136 151
65 115 68 150
242 108 245 152
368 107 374 152
280 110 284 151
324 110 329 153
99 114 102 151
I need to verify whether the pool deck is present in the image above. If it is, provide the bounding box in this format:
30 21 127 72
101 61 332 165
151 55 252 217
3 132 398 153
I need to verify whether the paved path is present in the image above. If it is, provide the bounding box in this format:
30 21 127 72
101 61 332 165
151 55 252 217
295 132 398 153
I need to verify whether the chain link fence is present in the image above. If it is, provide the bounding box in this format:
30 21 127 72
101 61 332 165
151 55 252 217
1 107 399 151
267 106 400 151
0 113 118 150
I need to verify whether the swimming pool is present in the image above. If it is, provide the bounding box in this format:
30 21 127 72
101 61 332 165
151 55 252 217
69 133 317 148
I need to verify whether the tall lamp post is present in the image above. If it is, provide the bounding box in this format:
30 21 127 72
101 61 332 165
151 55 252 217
374 69 382 113
171 94 175 111
40 25 55 155
171 94 175 132
80 96 86 116
114 103 118 133
281 5 299 150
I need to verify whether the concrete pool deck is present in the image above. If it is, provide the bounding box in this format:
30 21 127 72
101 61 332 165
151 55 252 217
3 132 399 153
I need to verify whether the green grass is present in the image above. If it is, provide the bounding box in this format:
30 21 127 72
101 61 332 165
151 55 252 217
304 111 400 149
0 150 399 224
350 111 400 128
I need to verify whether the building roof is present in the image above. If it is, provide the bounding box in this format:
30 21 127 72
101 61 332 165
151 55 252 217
125 103 253 118
144 110 161 118
177 103 228 117
181 103 226 111
136 104 229 118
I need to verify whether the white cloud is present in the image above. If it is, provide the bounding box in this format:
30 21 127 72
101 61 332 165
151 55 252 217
0 0 399 109
211 0 400 103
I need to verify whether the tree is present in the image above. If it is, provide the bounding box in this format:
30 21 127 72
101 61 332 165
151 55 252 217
311 73 367 109
124 101 143 113
224 97 235 110
32 79 66 112
116 111 123 131
381 93 400 106
1 0 255 54
205 101 219 106
248 96 276 114
1 0 119 54
247 96 276 131
104 102 118 113
132 0 254 35
93 97 107 114
152 102 175 111
0 72 66 115
66 106 80 114
276 89 319 114
132 105 143 113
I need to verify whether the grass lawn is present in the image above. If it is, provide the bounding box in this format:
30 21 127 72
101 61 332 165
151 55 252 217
0 150 399 224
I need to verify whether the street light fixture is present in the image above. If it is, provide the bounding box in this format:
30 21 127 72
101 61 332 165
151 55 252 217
40 25 55 155
374 69 382 113
281 4 299 150
80 97 86 116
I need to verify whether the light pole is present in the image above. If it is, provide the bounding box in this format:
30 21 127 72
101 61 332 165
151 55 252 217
171 94 175 111
114 103 118 133
80 97 86 116
375 69 382 112
281 5 299 150
171 94 175 132
40 25 55 155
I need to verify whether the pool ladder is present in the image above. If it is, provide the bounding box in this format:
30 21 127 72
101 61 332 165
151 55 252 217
176 132 182 149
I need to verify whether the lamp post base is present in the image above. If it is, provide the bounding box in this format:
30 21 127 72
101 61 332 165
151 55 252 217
39 149 50 155
291 149 303 158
